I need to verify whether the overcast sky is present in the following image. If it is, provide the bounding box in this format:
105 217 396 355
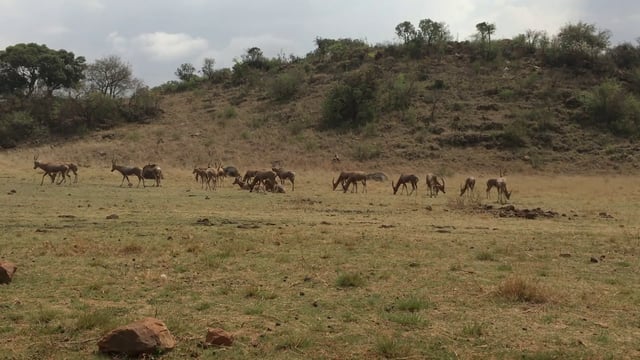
1 0 639 87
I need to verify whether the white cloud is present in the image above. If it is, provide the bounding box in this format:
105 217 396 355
133 32 209 61
41 25 70 36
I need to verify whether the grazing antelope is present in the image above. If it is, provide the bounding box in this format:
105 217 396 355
332 171 362 191
111 159 144 187
342 172 368 193
272 167 296 191
249 170 277 192
486 171 512 204
460 177 476 197
142 164 163 187
33 155 70 186
392 174 419 195
426 173 445 197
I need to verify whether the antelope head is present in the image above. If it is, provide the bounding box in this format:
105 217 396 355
33 154 39 169
111 158 117 172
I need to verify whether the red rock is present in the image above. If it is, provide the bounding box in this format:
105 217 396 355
0 262 17 284
205 328 234 346
98 317 175 356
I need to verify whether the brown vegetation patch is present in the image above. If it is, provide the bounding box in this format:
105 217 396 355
479 204 559 219
494 276 552 304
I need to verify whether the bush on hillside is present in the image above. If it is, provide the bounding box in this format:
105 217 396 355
267 69 305 102
580 80 640 137
0 111 42 147
321 65 380 129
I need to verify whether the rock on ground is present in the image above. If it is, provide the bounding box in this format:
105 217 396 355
98 317 176 356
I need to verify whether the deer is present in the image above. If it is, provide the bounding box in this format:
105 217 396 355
426 173 445 198
111 159 144 187
272 167 295 191
142 164 163 187
460 177 476 197
342 172 368 193
33 155 70 186
392 174 419 195
486 170 511 204
249 170 277 192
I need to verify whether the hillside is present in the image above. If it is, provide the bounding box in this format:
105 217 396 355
3 42 640 176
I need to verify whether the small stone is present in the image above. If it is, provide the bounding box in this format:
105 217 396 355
204 328 234 347
0 262 17 284
98 318 175 356
590 257 599 263
106 214 119 219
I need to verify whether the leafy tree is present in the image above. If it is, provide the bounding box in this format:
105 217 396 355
581 80 640 137
418 19 452 47
476 22 496 43
175 63 198 81
322 65 380 129
395 21 417 44
240 47 269 70
85 55 133 98
552 21 610 67
0 43 85 97
201 58 216 80
608 42 640 69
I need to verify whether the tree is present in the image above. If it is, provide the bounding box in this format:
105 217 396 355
175 63 197 81
395 21 417 44
0 43 85 97
85 55 133 98
418 19 451 47
476 22 496 42
200 58 215 80
555 22 610 65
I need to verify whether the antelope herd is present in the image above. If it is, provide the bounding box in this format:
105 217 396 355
31 155 514 204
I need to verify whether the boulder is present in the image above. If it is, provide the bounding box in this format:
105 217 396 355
205 328 234 347
98 317 175 356
0 262 17 284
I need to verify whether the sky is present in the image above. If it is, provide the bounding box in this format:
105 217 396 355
1 0 639 87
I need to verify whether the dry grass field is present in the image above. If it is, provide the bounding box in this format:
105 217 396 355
1 158 639 359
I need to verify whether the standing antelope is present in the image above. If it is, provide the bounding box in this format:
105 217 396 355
142 164 163 187
460 177 476 197
243 170 258 183
48 162 78 184
392 174 419 195
193 167 209 188
33 155 70 186
272 167 296 191
111 159 144 187
486 170 511 204
249 170 277 192
426 173 445 197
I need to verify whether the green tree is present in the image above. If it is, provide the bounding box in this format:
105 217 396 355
554 21 610 67
476 22 496 42
201 58 216 79
0 43 85 97
85 55 133 98
175 63 197 81
418 19 452 47
395 21 417 44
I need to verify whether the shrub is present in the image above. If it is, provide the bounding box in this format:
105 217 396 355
384 73 414 113
0 111 41 147
321 65 379 129
494 276 550 303
581 80 640 137
497 119 529 148
336 272 364 288
267 70 304 101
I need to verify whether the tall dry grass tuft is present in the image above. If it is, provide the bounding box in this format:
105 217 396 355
494 276 552 304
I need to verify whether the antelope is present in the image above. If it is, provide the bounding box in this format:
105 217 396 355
243 170 259 183
392 174 419 195
249 170 277 192
33 155 70 186
205 166 219 190
48 162 79 184
342 172 368 193
142 164 163 187
332 171 363 191
426 173 445 197
460 177 476 197
193 167 209 188
486 171 511 204
232 176 252 190
214 162 226 187
272 167 296 191
111 159 144 187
